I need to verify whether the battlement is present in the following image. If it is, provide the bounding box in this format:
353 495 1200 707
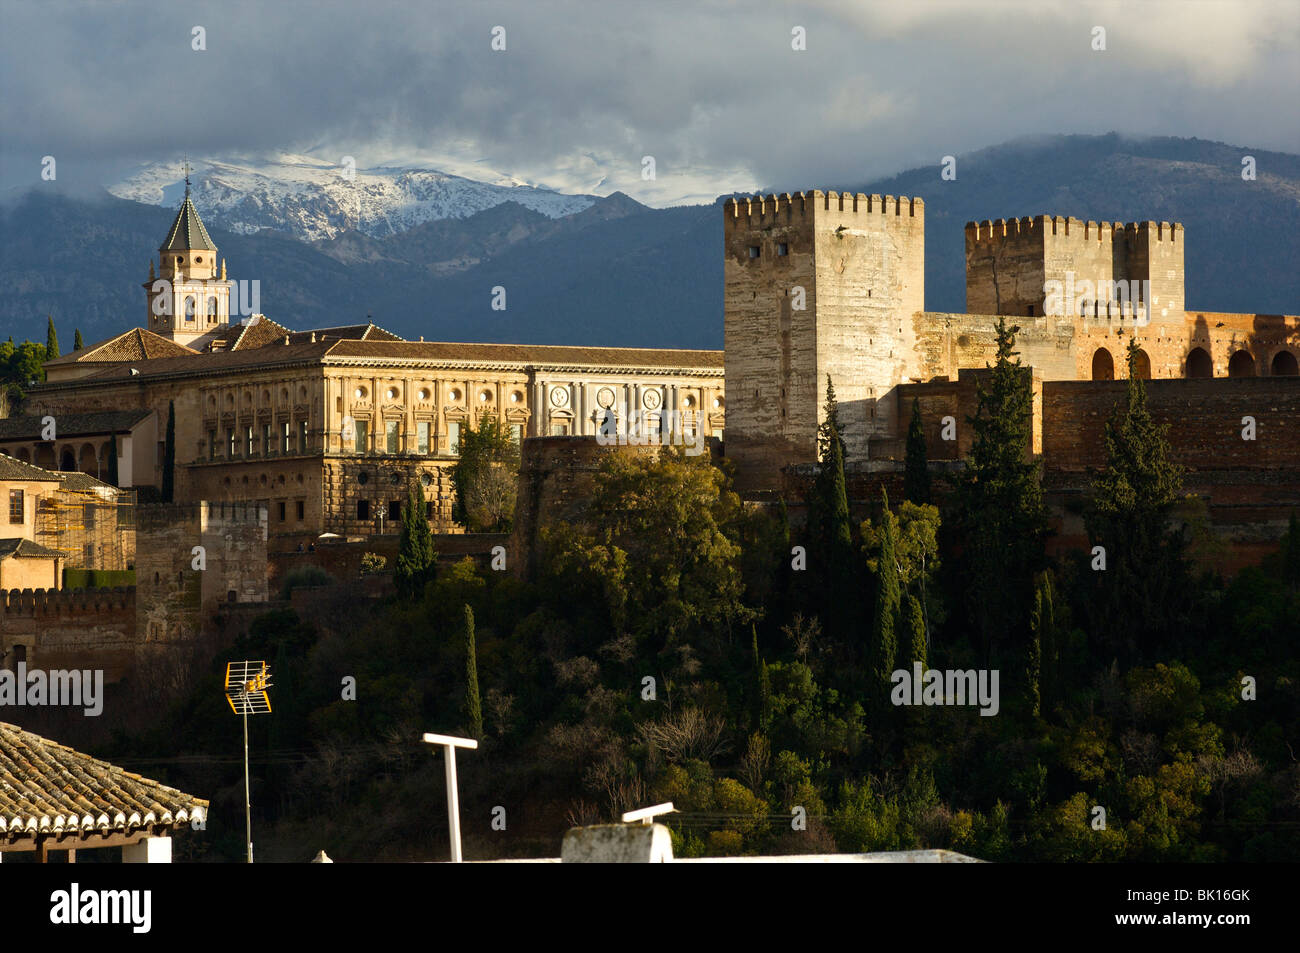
725 190 923 232
965 215 1183 245
137 500 268 531
1 586 134 615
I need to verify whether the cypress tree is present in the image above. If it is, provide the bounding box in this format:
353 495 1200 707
901 593 926 672
464 604 483 740
395 481 436 599
161 400 176 502
953 317 1048 667
1031 572 1056 717
106 434 119 486
751 625 771 732
73 329 84 351
904 397 931 505
871 489 901 702
1085 337 1187 660
45 315 59 360
807 377 854 640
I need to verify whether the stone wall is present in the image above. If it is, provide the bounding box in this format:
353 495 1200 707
1 587 136 682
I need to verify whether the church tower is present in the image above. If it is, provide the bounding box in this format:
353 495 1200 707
145 167 232 349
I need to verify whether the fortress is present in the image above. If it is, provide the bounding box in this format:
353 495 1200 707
722 190 1298 511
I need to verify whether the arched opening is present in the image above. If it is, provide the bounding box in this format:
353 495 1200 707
1185 347 1213 378
59 449 75 471
34 445 55 469
78 443 97 474
1272 350 1299 376
14 447 31 464
184 296 196 323
207 297 218 324
1228 350 1255 377
1130 349 1152 380
1091 348 1115 381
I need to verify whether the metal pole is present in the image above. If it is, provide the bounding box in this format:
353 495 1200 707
244 708 253 864
445 745 462 863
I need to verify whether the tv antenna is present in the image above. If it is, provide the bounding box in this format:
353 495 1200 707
225 660 273 863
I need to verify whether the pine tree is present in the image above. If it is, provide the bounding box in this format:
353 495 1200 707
45 316 59 360
395 481 436 599
464 604 483 739
161 401 176 502
106 434 119 486
904 397 931 505
1084 337 1188 659
871 489 901 702
73 329 84 351
954 317 1048 667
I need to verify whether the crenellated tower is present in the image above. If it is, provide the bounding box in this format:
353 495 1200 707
724 190 925 489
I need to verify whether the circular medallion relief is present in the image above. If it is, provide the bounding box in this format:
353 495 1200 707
549 387 569 408
642 389 662 410
596 387 615 408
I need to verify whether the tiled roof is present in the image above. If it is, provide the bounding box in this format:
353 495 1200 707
0 453 62 483
56 471 116 494
0 410 151 440
0 721 207 841
73 340 338 382
160 195 216 252
286 323 405 344
44 329 197 367
0 538 66 560
322 339 725 369
211 315 292 351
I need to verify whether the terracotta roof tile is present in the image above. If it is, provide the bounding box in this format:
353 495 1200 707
322 339 724 369
0 411 151 440
0 538 66 560
0 722 207 841
0 453 62 483
44 329 197 366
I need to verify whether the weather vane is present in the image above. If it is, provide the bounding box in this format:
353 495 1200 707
182 156 192 197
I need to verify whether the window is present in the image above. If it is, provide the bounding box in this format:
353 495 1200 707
227 429 237 458
296 500 305 521
748 246 760 258
425 501 434 519
354 420 368 454
298 420 309 452
448 421 461 455
208 429 217 461
84 502 96 529
278 501 286 522
386 420 400 454
262 423 273 456
8 489 23 524
550 423 570 436
777 242 789 256
510 423 522 444
388 500 401 521
245 426 255 457
417 421 430 454
282 421 292 454
357 499 370 521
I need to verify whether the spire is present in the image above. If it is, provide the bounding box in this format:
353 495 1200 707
221 258 226 280
182 157 192 198
160 193 216 252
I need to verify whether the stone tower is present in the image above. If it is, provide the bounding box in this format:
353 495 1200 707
145 172 232 349
723 190 925 491
965 216 1184 326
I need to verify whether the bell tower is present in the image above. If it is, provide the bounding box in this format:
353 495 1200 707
145 162 232 349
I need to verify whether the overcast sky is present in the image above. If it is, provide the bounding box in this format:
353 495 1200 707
2 0 1297 204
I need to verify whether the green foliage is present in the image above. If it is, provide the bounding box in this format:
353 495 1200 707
464 604 484 739
751 626 771 732
0 338 47 399
805 377 855 640
106 433 119 486
904 397 931 504
952 317 1048 666
63 568 135 589
1082 337 1191 660
73 328 83 350
901 593 926 672
162 400 176 503
395 481 436 600
280 565 333 597
45 314 59 360
870 489 900 701
449 415 520 532
360 552 388 574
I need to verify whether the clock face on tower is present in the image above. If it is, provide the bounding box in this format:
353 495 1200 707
549 387 569 408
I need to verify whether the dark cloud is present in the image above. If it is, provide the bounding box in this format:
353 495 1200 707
2 0 1296 202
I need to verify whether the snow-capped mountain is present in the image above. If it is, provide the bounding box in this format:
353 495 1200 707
108 154 598 241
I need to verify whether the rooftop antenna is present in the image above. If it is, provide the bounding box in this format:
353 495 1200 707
225 660 273 863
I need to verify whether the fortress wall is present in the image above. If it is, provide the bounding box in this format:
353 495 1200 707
1 587 136 681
